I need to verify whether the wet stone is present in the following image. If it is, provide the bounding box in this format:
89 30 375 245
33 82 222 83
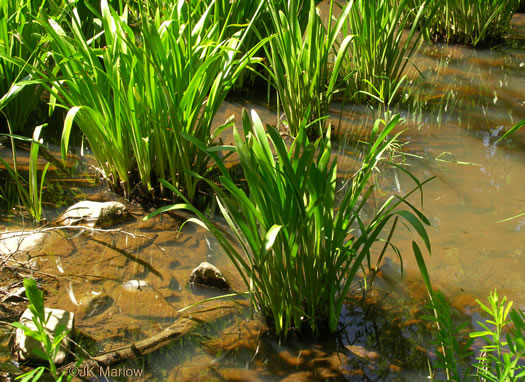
13 308 74 365
168 355 219 382
168 366 219 382
79 293 113 318
58 201 131 228
219 368 261 381
189 262 230 290
346 345 380 360
122 280 151 291
0 232 46 257
279 350 304 368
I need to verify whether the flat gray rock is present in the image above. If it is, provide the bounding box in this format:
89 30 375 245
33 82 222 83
13 308 74 365
58 201 130 228
189 262 230 290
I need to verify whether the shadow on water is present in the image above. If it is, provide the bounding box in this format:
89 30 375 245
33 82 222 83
126 283 439 382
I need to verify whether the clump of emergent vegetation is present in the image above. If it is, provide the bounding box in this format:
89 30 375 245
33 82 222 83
409 0 522 47
3 0 519 214
343 0 437 106
40 0 264 202
146 110 433 336
261 0 354 138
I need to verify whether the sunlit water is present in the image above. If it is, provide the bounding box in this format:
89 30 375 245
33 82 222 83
370 38 525 312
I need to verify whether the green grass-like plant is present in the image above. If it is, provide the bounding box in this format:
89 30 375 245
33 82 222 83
187 0 316 90
39 0 265 201
146 110 432 337
497 118 525 143
409 0 521 47
342 0 436 106
494 119 525 224
0 0 49 134
260 0 354 138
0 0 72 134
0 125 50 222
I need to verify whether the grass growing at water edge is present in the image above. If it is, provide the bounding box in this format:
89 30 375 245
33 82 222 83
409 0 521 47
0 125 50 223
31 0 266 202
342 0 437 106
261 0 354 138
146 110 433 337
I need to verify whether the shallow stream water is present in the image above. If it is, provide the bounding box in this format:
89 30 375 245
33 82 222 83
1 12 525 382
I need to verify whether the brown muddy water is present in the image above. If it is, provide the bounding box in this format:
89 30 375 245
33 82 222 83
1 17 525 382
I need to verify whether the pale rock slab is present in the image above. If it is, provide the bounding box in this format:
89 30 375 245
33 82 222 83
59 201 130 228
13 308 74 365
0 231 46 257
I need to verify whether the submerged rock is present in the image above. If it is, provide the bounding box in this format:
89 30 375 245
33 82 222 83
58 201 131 228
0 231 44 270
122 280 151 291
168 355 219 382
189 262 230 290
79 293 113 318
376 257 403 286
13 308 74 364
346 345 380 360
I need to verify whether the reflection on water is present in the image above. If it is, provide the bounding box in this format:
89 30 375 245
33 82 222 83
405 42 525 132
377 120 525 309
136 288 435 381
368 38 525 312
0 140 96 223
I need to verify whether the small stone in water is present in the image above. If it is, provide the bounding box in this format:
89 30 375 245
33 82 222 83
189 262 230 290
59 201 130 228
79 294 114 317
122 280 150 291
0 232 46 257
